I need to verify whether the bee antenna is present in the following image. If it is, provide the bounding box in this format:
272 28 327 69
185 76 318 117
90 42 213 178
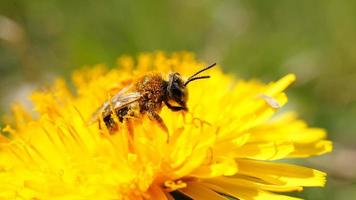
184 75 211 86
187 63 216 80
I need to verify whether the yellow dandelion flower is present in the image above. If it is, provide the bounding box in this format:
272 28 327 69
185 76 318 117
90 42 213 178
0 52 332 200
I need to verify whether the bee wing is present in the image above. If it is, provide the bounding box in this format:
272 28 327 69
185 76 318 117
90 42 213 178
102 92 141 117
87 86 141 125
110 84 133 103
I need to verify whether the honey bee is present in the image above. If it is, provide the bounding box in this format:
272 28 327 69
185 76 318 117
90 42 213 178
89 63 216 133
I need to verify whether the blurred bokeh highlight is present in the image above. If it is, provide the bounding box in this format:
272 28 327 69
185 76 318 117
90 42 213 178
1 1 355 199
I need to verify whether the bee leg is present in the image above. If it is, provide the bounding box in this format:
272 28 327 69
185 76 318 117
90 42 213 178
165 101 187 111
97 119 102 129
148 111 169 141
125 118 134 137
125 119 135 152
168 106 186 111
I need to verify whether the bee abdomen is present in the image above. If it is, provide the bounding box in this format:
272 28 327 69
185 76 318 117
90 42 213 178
103 107 129 131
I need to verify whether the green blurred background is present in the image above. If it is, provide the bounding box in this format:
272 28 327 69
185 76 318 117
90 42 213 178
0 0 355 199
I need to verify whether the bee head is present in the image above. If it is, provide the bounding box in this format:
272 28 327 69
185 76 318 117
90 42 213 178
166 63 216 111
167 72 189 110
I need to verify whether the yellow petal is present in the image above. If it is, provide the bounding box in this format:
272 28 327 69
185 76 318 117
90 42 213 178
236 159 326 187
190 157 238 178
264 74 296 96
289 140 333 158
206 176 303 192
202 182 302 200
146 185 168 200
180 182 226 200
249 113 327 144
234 142 295 160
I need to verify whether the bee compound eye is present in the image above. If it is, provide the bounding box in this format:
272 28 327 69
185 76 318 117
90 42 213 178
172 86 183 97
